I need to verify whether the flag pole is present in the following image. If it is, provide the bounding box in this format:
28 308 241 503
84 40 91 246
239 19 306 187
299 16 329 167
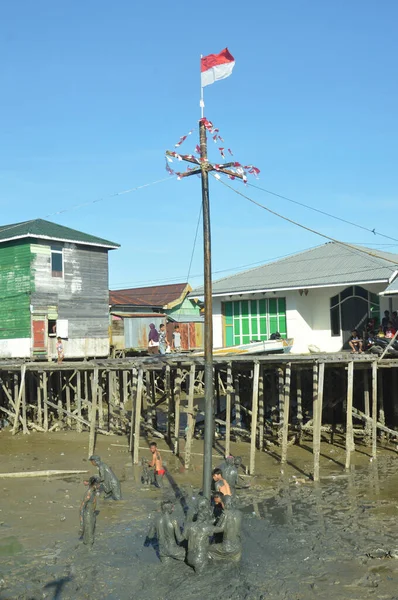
200 55 204 118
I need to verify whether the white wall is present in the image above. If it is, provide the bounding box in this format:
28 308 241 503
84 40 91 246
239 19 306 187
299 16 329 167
0 338 31 359
212 282 387 354
47 336 109 359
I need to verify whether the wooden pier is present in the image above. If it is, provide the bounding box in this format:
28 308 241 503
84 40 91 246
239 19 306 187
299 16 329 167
1 353 398 480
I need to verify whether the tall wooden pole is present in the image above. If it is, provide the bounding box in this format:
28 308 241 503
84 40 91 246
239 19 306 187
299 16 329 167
200 118 214 501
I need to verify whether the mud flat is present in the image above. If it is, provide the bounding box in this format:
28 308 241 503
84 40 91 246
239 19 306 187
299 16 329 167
1 430 398 599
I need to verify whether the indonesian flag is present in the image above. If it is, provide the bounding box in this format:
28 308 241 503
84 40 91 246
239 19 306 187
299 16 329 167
201 48 235 88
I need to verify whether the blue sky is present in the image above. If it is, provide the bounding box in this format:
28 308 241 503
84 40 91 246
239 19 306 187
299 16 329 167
1 1 398 290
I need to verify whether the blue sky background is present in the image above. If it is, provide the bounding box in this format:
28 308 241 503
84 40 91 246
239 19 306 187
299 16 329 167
1 1 398 290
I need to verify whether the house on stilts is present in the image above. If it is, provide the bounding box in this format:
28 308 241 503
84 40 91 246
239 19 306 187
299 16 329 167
0 219 119 359
191 242 398 354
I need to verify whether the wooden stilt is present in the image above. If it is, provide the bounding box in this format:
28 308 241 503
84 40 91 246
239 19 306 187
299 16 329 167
277 368 284 446
225 363 232 457
21 369 29 435
281 363 291 465
76 371 82 433
166 365 173 443
84 371 89 414
11 366 26 435
43 372 48 431
37 372 43 428
216 370 221 415
133 368 144 464
97 371 104 429
122 370 128 406
184 364 196 469
174 367 182 456
372 361 378 459
392 369 398 429
57 373 63 424
258 366 264 451
233 372 241 437
249 361 260 475
129 368 138 452
378 369 385 440
296 369 303 444
150 371 157 429
88 368 98 458
65 376 71 428
108 370 114 411
312 362 323 482
345 361 354 470
363 369 371 445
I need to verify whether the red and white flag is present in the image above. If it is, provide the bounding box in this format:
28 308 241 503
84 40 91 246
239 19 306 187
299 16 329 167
201 48 235 88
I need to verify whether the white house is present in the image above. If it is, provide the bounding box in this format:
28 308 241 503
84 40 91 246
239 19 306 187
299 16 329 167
192 243 398 354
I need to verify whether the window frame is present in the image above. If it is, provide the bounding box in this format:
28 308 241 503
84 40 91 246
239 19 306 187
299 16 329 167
329 286 380 337
51 246 64 278
223 297 287 346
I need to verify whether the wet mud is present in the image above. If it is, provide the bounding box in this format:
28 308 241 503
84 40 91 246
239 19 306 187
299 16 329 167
1 431 398 599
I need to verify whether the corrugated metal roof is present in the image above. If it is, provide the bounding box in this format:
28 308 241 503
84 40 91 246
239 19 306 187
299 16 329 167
167 314 204 323
110 283 190 308
0 219 119 249
191 243 398 296
381 277 398 295
111 312 167 318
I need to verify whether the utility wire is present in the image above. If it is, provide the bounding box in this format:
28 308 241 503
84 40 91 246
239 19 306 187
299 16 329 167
215 176 398 268
174 203 203 322
247 182 398 244
0 176 175 239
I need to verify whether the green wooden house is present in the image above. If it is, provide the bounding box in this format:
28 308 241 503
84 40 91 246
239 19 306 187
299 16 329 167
0 219 119 359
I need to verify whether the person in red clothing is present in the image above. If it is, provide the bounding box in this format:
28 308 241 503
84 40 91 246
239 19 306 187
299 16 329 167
149 442 165 488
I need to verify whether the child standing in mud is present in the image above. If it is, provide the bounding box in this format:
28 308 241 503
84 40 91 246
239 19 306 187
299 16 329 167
79 476 100 546
212 468 231 500
149 442 165 488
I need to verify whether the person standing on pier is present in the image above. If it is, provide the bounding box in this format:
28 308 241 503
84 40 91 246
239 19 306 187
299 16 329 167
172 325 182 353
158 323 169 355
56 337 64 363
148 323 160 354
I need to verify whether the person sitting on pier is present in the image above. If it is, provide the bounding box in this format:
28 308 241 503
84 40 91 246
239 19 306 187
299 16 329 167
89 455 122 500
348 329 363 354
382 310 391 332
385 321 396 339
212 468 231 500
149 442 165 488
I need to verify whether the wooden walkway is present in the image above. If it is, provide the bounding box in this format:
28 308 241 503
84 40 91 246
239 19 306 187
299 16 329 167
1 352 398 481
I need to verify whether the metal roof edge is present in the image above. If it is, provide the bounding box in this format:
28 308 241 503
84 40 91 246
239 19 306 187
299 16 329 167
209 278 389 298
163 283 191 309
0 233 119 249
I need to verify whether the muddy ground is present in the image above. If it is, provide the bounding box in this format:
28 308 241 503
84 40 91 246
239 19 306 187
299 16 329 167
1 430 398 600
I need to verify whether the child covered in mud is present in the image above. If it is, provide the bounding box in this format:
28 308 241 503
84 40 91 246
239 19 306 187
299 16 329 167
79 476 100 546
148 442 165 488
